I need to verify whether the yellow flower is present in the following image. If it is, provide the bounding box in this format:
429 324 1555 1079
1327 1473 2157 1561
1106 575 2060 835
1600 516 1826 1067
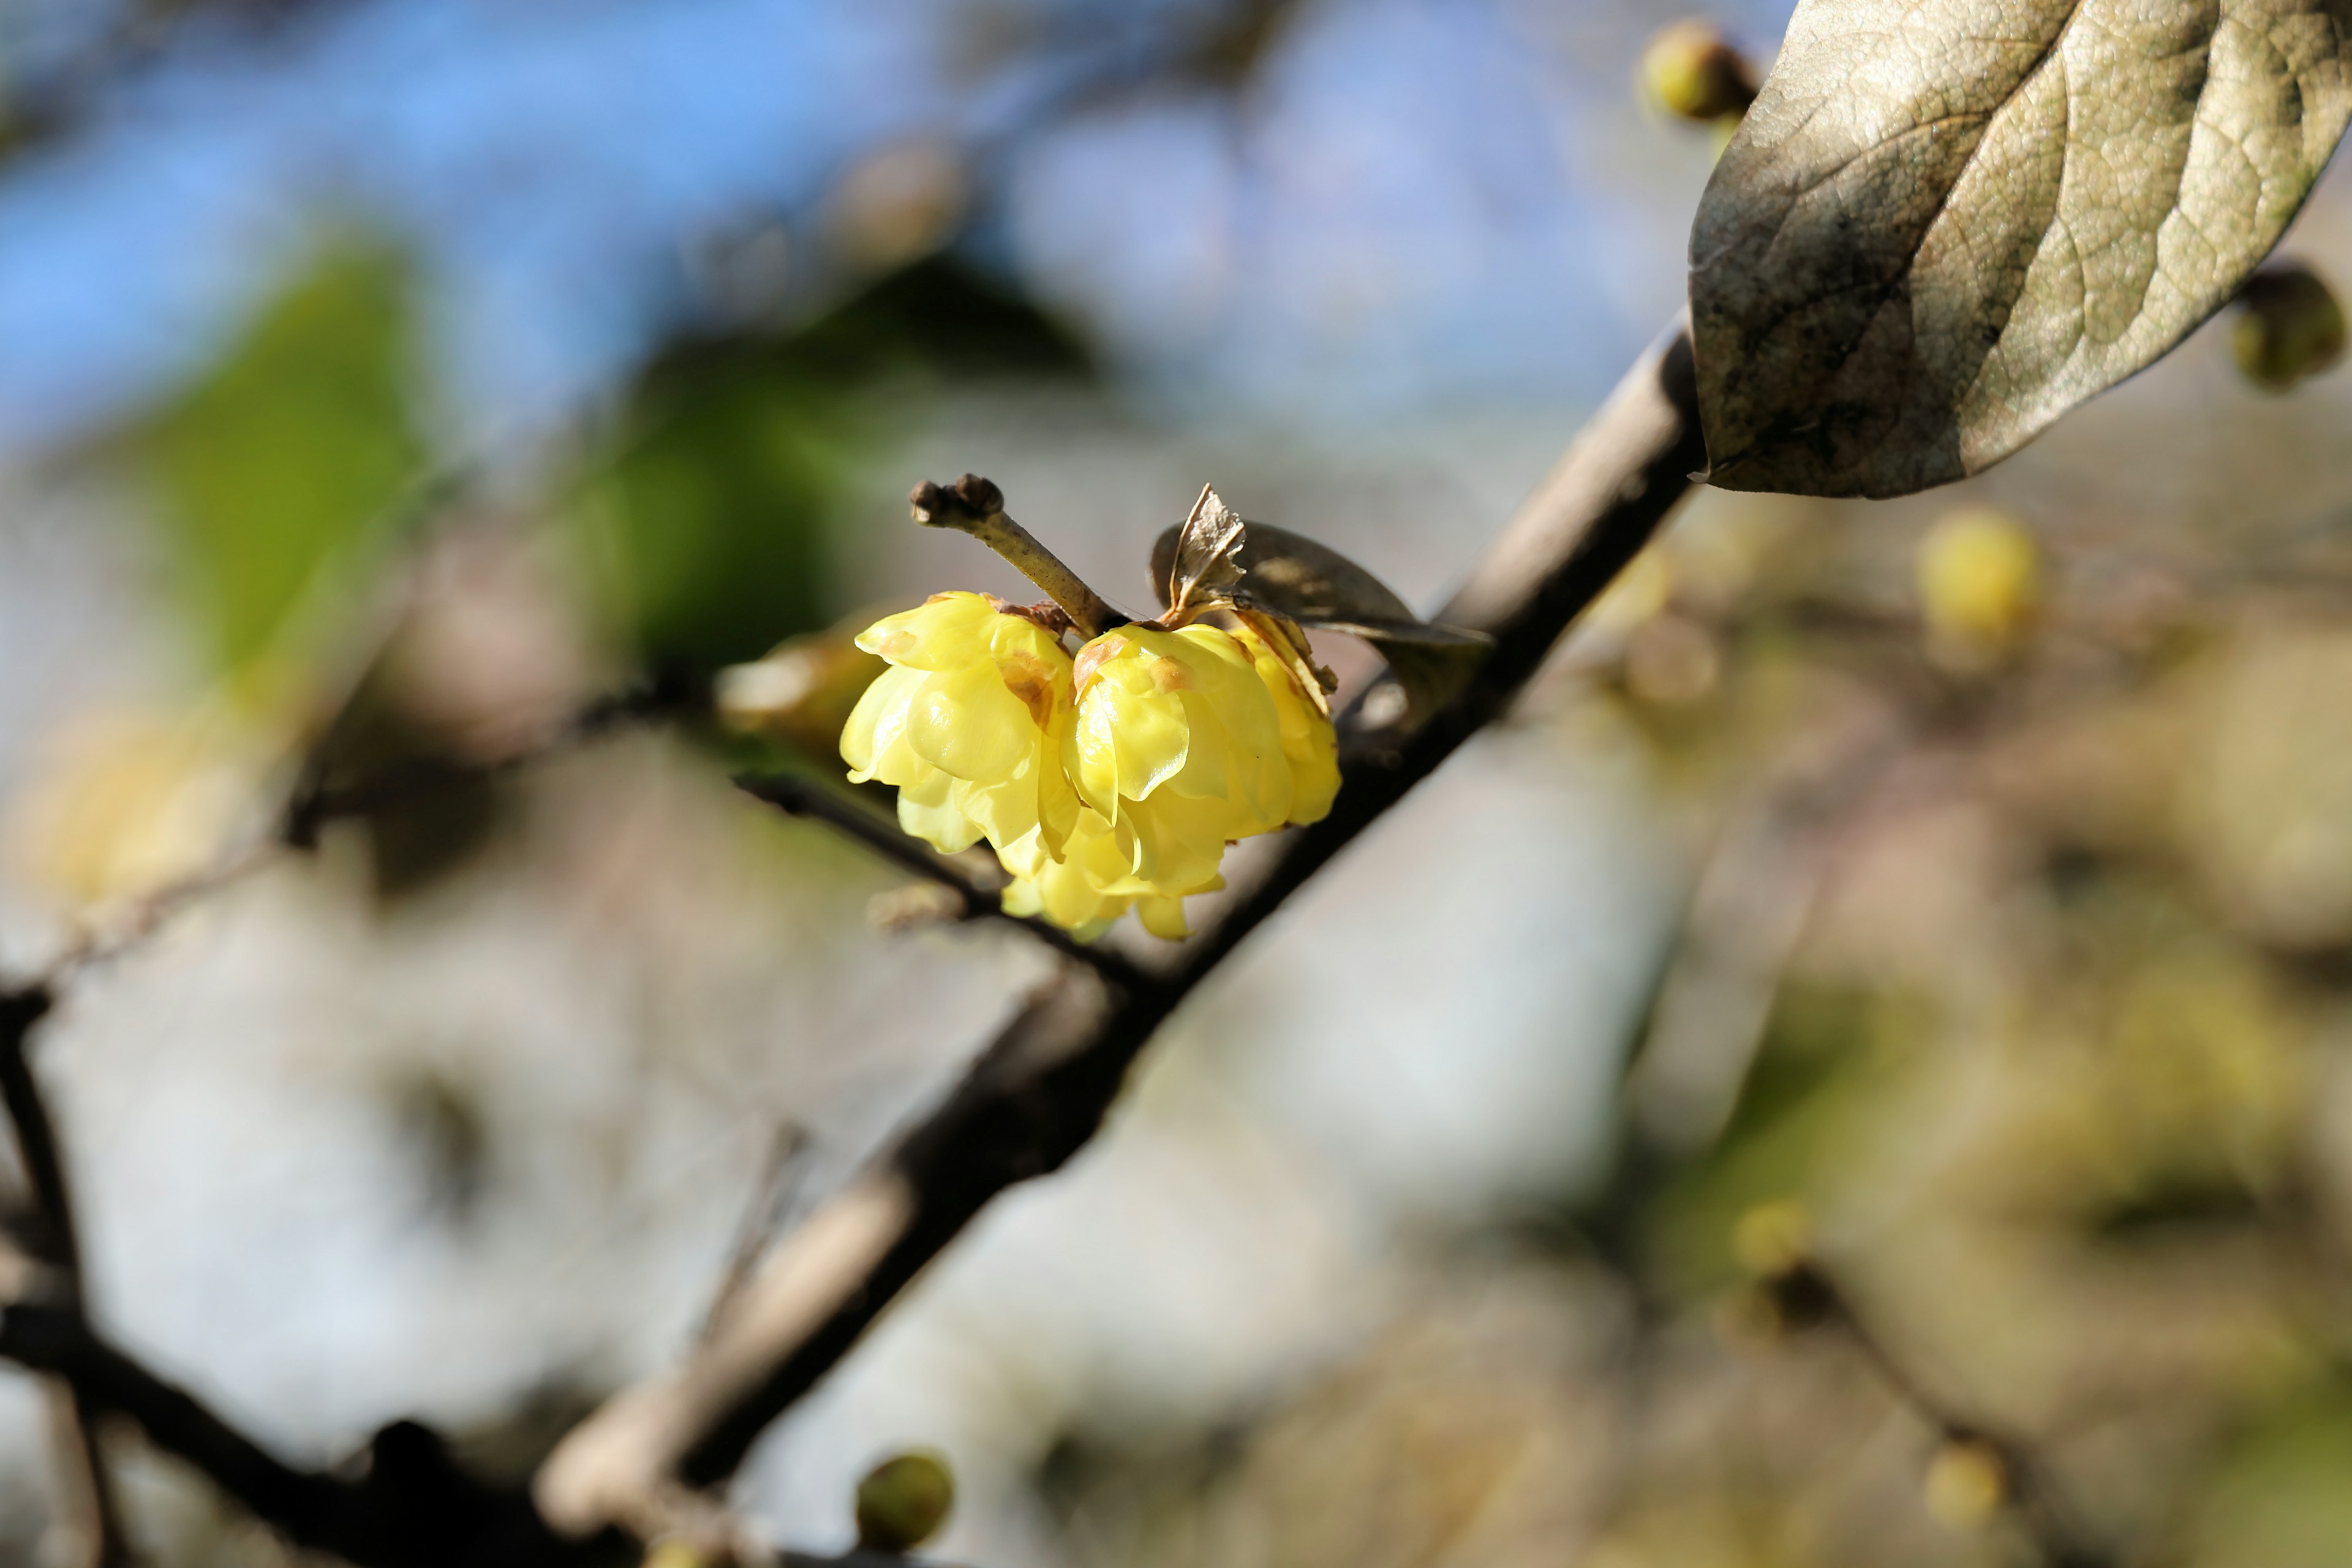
841 592 1076 875
1002 807 1204 940
1060 621 1338 907
840 592 1340 941
1235 621 1340 827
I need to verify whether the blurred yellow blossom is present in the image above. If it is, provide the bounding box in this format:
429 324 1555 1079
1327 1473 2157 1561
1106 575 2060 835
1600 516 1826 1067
1922 1439 2008 1529
7 703 270 909
1917 509 2041 668
841 591 1077 877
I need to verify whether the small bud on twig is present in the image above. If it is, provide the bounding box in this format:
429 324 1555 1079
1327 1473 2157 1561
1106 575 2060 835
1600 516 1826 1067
855 1450 956 1554
1642 21 1759 125
2232 261 2346 391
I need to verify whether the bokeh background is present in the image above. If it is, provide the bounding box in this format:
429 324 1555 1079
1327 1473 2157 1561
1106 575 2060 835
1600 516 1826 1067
0 1 2350 1564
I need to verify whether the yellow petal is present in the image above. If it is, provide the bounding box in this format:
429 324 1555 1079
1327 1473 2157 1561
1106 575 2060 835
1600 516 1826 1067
1137 895 1191 940
904 661 1033 782
895 767 984 854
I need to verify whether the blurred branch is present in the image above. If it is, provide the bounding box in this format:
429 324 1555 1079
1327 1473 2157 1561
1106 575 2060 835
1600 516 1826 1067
282 671 710 849
701 1123 812 1342
535 317 1707 1531
0 0 335 161
734 772 1156 991
0 988 132 1566
1786 1261 2112 1568
0 987 616 1567
0 1299 638 1567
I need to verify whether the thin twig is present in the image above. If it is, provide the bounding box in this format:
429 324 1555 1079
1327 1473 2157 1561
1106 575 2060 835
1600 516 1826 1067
536 318 1707 1528
908 475 1125 638
0 1302 635 1567
733 772 1160 993
1791 1262 2111 1568
701 1125 813 1342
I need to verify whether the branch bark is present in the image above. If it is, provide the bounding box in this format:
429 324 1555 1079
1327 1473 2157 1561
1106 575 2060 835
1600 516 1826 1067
0 987 132 1566
537 319 1706 1530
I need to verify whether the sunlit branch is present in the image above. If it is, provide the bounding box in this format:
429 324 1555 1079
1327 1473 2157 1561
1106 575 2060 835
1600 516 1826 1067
537 317 1708 1526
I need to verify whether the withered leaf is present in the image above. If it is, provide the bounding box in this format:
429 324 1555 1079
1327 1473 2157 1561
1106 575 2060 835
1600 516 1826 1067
1151 517 1490 725
1163 484 1249 619
1691 0 2352 499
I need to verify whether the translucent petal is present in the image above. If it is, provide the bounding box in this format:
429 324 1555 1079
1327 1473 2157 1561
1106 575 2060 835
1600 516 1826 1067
905 661 1033 783
1137 895 1191 940
896 767 984 854
1098 680 1191 802
842 668 939 790
854 592 1001 671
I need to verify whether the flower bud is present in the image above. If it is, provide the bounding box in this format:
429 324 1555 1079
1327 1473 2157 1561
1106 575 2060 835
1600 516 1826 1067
1732 1199 1811 1278
1641 21 1758 124
855 1450 956 1554
1917 510 2040 669
1923 1437 2007 1529
2232 262 2346 391
718 630 886 758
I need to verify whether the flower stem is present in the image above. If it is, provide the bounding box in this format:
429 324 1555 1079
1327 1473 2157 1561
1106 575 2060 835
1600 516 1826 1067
908 475 1123 639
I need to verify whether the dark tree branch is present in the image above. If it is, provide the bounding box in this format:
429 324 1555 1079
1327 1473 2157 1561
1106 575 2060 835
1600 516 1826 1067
0 987 132 1566
0 1303 640 1567
537 319 1706 1528
46 1393 132 1568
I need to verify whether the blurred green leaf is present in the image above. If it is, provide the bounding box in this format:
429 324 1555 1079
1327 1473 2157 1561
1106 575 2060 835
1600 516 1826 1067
2195 1389 2352 1568
1647 982 1918 1289
572 335 854 674
571 254 1090 676
133 239 422 674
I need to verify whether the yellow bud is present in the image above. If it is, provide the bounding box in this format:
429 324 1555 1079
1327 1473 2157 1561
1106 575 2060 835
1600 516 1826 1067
718 629 887 759
1731 1199 1812 1278
1641 21 1758 124
2233 262 2346 391
855 1450 956 1554
1923 1438 2007 1529
1917 510 2040 668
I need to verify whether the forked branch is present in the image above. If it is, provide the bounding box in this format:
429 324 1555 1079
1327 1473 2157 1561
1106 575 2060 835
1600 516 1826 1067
535 319 1708 1529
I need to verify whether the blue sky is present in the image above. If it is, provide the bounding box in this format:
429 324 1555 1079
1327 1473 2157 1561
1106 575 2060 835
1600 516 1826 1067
0 0 1800 452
